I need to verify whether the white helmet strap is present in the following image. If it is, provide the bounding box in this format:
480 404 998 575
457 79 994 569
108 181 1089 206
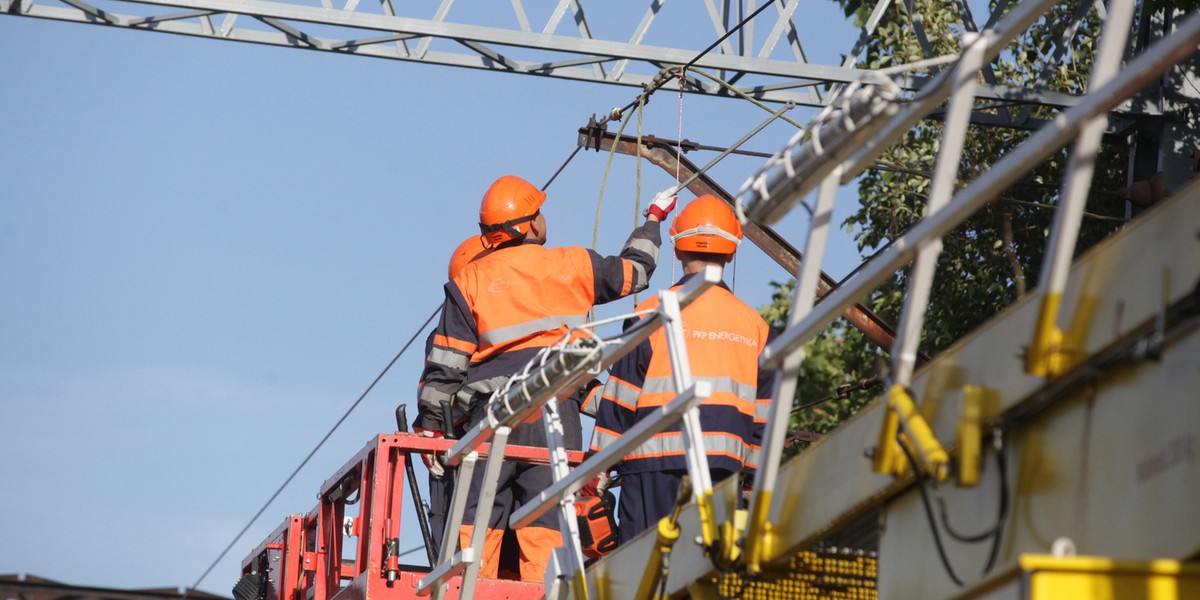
670 225 742 247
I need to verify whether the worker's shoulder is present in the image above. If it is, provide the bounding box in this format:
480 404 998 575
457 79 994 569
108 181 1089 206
498 243 591 260
705 286 770 329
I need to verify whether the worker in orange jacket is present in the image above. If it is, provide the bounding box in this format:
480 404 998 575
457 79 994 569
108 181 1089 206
415 174 677 581
414 235 493 557
589 195 776 545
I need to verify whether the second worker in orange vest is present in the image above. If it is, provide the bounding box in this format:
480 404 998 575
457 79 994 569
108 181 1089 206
415 175 677 581
589 195 776 545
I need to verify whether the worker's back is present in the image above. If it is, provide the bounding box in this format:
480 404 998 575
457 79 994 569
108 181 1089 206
596 278 772 476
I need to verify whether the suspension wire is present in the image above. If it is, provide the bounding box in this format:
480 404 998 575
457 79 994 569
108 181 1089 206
672 67 686 284
543 145 584 191
593 108 638 251
633 96 647 307
544 0 781 243
675 68 686 186
675 66 807 129
181 305 443 599
636 97 646 226
613 0 778 118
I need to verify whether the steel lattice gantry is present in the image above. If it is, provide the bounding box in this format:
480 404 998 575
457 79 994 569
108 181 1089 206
1 0 1085 109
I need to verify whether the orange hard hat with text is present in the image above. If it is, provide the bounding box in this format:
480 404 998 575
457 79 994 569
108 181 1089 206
478 175 546 246
448 235 493 280
669 195 743 255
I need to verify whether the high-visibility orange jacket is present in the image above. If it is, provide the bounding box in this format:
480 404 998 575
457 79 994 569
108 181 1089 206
415 222 661 434
589 274 776 474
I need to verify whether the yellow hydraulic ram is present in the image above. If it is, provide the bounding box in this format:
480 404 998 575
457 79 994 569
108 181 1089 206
872 383 986 486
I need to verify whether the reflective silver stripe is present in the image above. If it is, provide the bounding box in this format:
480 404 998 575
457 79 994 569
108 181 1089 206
465 375 510 396
641 376 758 402
626 236 660 263
744 446 762 468
602 378 642 408
630 261 648 293
581 399 598 418
590 427 621 451
478 314 587 346
419 385 455 405
428 347 468 370
755 399 772 422
627 432 750 461
580 386 601 417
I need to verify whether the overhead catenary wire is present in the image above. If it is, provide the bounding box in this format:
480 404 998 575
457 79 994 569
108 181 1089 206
180 305 442 599
574 0 790 231
543 145 584 191
612 0 778 119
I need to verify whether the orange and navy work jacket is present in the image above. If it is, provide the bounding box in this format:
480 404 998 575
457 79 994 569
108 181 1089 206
589 275 776 475
415 222 661 432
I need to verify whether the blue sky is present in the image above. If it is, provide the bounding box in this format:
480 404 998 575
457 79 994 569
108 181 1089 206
1 4 863 592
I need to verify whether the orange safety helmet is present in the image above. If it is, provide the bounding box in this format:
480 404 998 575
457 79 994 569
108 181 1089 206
669 194 743 255
447 235 493 279
478 175 546 246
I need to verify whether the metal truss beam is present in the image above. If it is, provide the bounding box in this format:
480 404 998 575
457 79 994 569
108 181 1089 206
1 0 1088 110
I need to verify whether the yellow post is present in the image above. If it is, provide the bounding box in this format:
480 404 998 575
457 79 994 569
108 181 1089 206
695 488 720 550
1026 293 1069 377
742 488 775 576
872 390 903 476
957 386 988 488
634 517 681 600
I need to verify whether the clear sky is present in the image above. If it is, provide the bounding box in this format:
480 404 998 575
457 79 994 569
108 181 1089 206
1 4 862 593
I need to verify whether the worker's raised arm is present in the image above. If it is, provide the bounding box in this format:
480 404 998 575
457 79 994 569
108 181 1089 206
588 187 678 304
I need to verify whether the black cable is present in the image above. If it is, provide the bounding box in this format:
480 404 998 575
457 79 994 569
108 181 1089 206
936 431 1009 546
180 305 442 599
543 145 583 191
981 443 1008 574
395 543 426 560
897 432 965 587
790 377 882 414
898 424 1010 581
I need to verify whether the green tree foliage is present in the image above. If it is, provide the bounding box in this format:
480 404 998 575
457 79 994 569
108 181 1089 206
759 0 1169 447
759 281 888 445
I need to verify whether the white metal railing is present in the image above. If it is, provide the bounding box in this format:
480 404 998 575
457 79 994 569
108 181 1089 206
416 266 721 599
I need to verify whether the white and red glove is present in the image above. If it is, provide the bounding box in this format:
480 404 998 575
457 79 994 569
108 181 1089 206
577 472 613 497
414 427 446 479
645 187 679 221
